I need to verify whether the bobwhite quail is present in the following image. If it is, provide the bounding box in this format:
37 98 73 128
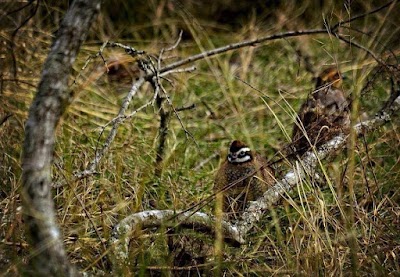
214 140 275 219
292 67 351 155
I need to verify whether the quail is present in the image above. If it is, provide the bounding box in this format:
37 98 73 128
214 140 275 219
291 67 351 155
106 57 143 85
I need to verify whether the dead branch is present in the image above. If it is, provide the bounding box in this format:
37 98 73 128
155 27 391 79
74 77 146 180
335 33 385 65
73 41 108 85
159 66 196 76
21 0 101 275
193 151 220 171
108 42 146 56
154 39 177 177
156 29 327 76
72 33 198 181
109 210 243 270
154 85 169 177
330 0 397 31
71 2 395 182
236 93 400 235
109 92 400 269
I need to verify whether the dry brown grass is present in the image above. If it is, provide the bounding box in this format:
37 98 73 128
1 1 399 276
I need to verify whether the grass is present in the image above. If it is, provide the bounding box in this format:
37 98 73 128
1 1 399 276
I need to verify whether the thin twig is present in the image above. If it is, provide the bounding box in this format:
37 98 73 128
73 41 108 85
109 41 146 56
193 151 220 171
74 77 146 179
335 34 385 65
165 30 183 51
101 89 159 130
0 114 13 127
330 1 397 31
175 104 196 112
159 83 198 144
157 29 327 76
159 66 197 76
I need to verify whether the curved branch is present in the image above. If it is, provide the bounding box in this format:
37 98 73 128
74 3 395 183
109 210 243 270
157 29 327 76
109 92 400 271
144 28 388 80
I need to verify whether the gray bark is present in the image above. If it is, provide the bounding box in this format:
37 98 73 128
108 94 400 268
21 1 101 276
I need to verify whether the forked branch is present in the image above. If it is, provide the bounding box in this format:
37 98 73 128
109 89 400 268
73 1 395 181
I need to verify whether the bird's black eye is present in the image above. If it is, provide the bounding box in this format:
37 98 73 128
238 151 246 158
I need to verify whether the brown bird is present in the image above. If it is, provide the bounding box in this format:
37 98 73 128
291 67 351 155
214 140 275 219
106 57 144 85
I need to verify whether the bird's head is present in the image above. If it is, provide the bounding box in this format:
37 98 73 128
315 67 344 89
227 140 253 164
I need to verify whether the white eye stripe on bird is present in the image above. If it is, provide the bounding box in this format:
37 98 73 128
236 147 251 154
228 148 252 163
228 155 251 163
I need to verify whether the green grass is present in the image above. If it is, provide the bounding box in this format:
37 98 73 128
1 1 399 276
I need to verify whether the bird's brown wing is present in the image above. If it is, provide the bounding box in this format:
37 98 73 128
214 161 245 215
213 161 232 214
213 161 226 193
291 87 350 155
254 154 275 196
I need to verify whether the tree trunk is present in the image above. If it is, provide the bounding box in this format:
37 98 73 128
21 0 101 276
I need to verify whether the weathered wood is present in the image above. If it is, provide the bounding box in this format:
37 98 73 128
109 210 243 273
108 94 400 270
21 1 101 276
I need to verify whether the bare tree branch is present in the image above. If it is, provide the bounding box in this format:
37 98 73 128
335 33 385 65
109 92 400 269
21 0 101 276
237 93 400 235
330 0 397 31
155 25 392 78
156 29 327 76
73 41 108 85
109 210 243 271
74 77 146 180
72 2 395 182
